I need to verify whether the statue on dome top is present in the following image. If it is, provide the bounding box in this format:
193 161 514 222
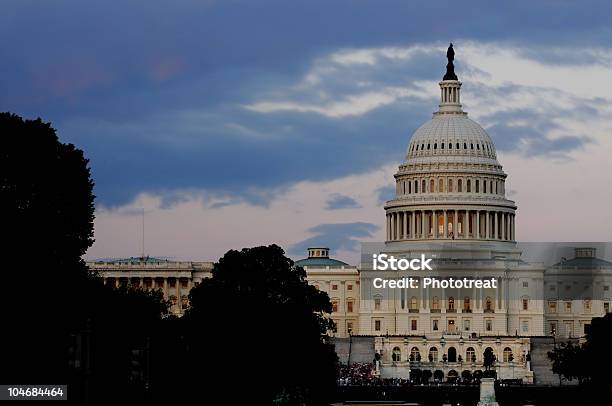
443 43 458 81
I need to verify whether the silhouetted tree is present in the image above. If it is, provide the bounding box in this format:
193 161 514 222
179 245 338 405
1 112 95 385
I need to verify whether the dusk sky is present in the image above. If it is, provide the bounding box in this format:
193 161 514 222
3 1 612 263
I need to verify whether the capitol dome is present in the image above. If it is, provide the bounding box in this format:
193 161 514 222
384 44 516 245
406 115 499 165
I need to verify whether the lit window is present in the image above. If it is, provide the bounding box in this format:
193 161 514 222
548 301 557 313
410 296 418 310
448 179 453 192
432 296 439 310
332 300 338 313
466 347 475 363
565 301 572 313
503 347 513 362
438 178 444 192
448 297 455 310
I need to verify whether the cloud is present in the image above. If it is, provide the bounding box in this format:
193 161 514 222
289 222 379 256
326 193 361 210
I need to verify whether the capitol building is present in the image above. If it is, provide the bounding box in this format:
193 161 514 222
88 45 612 385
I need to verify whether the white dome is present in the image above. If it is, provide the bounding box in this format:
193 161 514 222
406 115 498 164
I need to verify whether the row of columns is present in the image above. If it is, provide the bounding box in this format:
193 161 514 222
386 209 515 241
103 276 191 311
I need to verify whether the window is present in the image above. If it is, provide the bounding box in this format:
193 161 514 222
429 347 439 362
392 347 401 362
503 347 513 362
347 284 353 291
181 280 188 289
485 319 493 331
439 178 444 192
332 300 338 313
347 300 353 313
432 296 440 310
374 298 381 311
605 302 610 313
584 299 591 312
564 301 572 313
463 297 471 311
415 180 418 193
347 321 353 334
522 298 529 310
448 297 455 310
466 347 475 363
332 284 338 290
604 285 610 291
476 180 480 193
410 296 418 310
548 300 557 313
422 179 426 193
181 295 189 310
523 281 529 288
410 347 420 362
448 179 453 192
458 179 462 192
374 320 381 331
463 319 471 331
485 297 493 311
411 319 418 331
169 279 176 288
550 322 557 335
169 295 177 306
467 179 471 192
432 319 439 331
430 179 434 192
521 320 529 333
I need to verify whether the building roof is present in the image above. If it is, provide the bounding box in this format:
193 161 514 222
92 256 173 265
295 257 349 267
551 257 612 269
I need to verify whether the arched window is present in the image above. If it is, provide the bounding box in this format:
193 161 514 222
410 347 420 362
476 180 480 193
422 180 426 193
392 347 401 362
464 297 471 311
485 296 493 311
466 347 476 363
408 181 412 194
467 179 471 193
427 143 431 150
490 180 493 194
434 143 437 149
448 179 453 192
410 296 418 310
432 296 439 310
429 347 438 362
441 142 445 149
448 297 455 310
439 178 444 192
449 142 452 149
484 181 487 193
430 179 434 192
464 142 467 149
458 179 462 192
456 142 459 149
448 347 457 362
414 180 418 193
503 347 513 362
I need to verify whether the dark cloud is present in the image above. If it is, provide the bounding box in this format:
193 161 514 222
326 193 361 210
289 222 380 256
2 1 611 206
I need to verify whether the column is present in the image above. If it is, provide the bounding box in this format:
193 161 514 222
453 209 458 239
421 210 426 239
494 211 499 240
465 209 469 238
433 210 438 238
403 211 408 240
444 210 448 238
501 212 506 241
411 211 416 239
485 211 490 239
163 278 168 299
476 210 480 239
386 214 390 240
396 212 401 241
